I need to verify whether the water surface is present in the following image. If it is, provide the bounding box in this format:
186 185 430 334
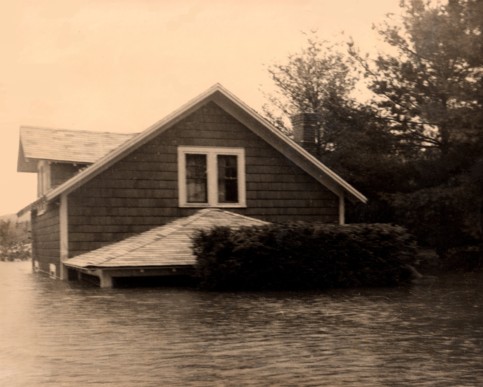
1 261 482 386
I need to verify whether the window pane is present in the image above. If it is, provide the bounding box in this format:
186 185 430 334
218 155 238 203
186 154 207 203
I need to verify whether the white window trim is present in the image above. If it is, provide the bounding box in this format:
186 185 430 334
37 160 51 197
178 146 246 208
36 160 52 215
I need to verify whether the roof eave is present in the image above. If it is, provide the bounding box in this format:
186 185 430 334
17 196 45 217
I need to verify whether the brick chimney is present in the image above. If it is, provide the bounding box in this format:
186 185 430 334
291 112 321 156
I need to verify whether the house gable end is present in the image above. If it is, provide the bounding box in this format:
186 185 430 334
66 101 341 257
18 84 366 217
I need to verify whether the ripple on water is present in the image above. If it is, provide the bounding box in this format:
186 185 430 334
1 261 483 386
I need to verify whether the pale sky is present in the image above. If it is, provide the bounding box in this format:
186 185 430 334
0 0 402 216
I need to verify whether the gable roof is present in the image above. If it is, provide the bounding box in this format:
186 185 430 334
18 84 367 215
18 126 137 172
64 209 268 269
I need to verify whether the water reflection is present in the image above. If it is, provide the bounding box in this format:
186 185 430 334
1 261 482 386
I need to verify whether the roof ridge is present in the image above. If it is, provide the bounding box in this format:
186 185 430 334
215 209 268 225
20 125 138 136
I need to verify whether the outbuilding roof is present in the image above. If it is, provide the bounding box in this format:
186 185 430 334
64 209 268 269
18 126 137 172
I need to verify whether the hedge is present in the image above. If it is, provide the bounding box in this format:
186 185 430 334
192 223 418 291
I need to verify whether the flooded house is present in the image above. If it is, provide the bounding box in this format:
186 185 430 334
17 84 366 287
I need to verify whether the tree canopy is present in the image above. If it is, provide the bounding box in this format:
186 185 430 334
263 0 483 256
262 35 356 146
351 0 483 160
263 34 400 195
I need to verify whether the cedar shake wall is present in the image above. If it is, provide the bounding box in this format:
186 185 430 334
67 102 339 257
31 203 60 274
51 163 86 189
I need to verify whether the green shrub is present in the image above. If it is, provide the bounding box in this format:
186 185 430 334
193 223 417 291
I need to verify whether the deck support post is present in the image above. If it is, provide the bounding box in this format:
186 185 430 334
59 194 69 280
99 272 113 288
338 193 345 225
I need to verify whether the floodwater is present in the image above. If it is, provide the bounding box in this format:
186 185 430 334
1 261 482 386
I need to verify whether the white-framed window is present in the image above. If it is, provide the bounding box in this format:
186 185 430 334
178 146 246 208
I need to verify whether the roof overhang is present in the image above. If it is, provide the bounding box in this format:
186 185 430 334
17 126 137 173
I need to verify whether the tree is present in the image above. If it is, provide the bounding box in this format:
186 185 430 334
263 34 401 196
263 2 483 256
262 34 357 151
350 0 483 162
349 0 483 254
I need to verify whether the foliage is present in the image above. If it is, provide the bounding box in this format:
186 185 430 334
262 33 402 198
387 182 482 256
319 106 404 195
350 0 483 158
262 34 356 143
0 220 31 261
260 1 483 257
193 223 417 291
347 0 483 253
346 0 483 255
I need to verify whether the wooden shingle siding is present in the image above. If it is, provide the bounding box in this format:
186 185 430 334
31 203 60 274
51 163 86 189
67 102 338 257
